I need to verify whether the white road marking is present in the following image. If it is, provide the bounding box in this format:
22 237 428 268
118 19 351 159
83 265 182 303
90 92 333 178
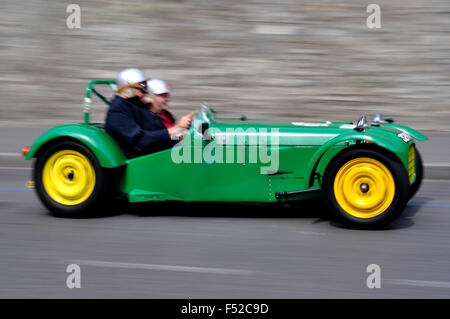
386 279 450 289
0 153 21 156
64 260 256 276
0 167 30 170
425 162 450 167
295 231 326 236
422 179 450 183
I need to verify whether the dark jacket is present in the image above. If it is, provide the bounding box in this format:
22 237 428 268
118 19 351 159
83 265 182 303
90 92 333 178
105 95 176 158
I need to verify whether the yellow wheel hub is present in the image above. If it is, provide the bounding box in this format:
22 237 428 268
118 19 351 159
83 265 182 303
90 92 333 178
334 157 395 219
42 150 96 205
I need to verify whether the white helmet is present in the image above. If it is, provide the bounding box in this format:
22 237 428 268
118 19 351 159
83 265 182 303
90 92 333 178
116 68 148 92
147 78 171 95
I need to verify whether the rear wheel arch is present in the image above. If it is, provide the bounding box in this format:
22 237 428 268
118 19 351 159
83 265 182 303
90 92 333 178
27 125 127 168
32 135 126 169
33 136 84 160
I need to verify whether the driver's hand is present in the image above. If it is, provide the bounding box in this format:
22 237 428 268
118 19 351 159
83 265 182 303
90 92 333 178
176 112 195 129
168 126 188 140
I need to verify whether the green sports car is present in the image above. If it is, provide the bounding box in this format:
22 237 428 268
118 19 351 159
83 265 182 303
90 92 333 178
24 80 427 228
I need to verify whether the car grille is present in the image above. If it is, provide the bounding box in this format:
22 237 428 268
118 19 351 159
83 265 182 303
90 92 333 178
408 144 416 184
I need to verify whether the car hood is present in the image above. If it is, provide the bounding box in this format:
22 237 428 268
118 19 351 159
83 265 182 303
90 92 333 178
210 120 427 146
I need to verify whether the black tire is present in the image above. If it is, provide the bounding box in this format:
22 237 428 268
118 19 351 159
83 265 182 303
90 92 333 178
34 141 112 217
322 148 409 229
408 148 423 200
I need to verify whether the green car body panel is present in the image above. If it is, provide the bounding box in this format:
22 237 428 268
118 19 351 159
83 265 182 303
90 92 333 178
25 124 127 168
25 80 428 205
26 119 426 204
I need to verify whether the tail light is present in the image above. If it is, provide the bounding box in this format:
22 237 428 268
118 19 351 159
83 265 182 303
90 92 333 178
21 146 30 157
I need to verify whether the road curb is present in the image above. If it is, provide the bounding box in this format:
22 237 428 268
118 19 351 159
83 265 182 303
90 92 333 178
424 166 450 181
1 156 449 180
0 155 32 169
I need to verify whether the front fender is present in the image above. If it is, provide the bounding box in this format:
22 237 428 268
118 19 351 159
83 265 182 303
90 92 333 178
25 124 127 168
305 131 408 187
383 123 428 141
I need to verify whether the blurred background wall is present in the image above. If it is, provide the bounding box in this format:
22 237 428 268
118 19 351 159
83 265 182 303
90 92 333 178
0 0 449 129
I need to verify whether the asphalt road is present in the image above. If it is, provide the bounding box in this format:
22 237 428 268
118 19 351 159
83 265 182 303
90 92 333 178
0 127 449 298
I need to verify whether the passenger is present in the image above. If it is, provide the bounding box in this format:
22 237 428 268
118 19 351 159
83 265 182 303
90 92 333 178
147 78 175 129
104 68 191 158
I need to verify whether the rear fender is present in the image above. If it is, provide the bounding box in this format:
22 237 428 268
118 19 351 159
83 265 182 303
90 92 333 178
25 124 127 168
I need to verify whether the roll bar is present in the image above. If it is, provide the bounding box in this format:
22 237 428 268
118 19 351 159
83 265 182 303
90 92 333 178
84 80 116 124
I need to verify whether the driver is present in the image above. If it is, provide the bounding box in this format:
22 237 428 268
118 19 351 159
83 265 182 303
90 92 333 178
104 68 192 158
145 78 194 133
147 78 175 128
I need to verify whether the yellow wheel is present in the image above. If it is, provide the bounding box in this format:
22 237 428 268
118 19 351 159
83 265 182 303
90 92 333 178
333 157 395 219
323 148 409 229
42 150 96 206
34 141 111 217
